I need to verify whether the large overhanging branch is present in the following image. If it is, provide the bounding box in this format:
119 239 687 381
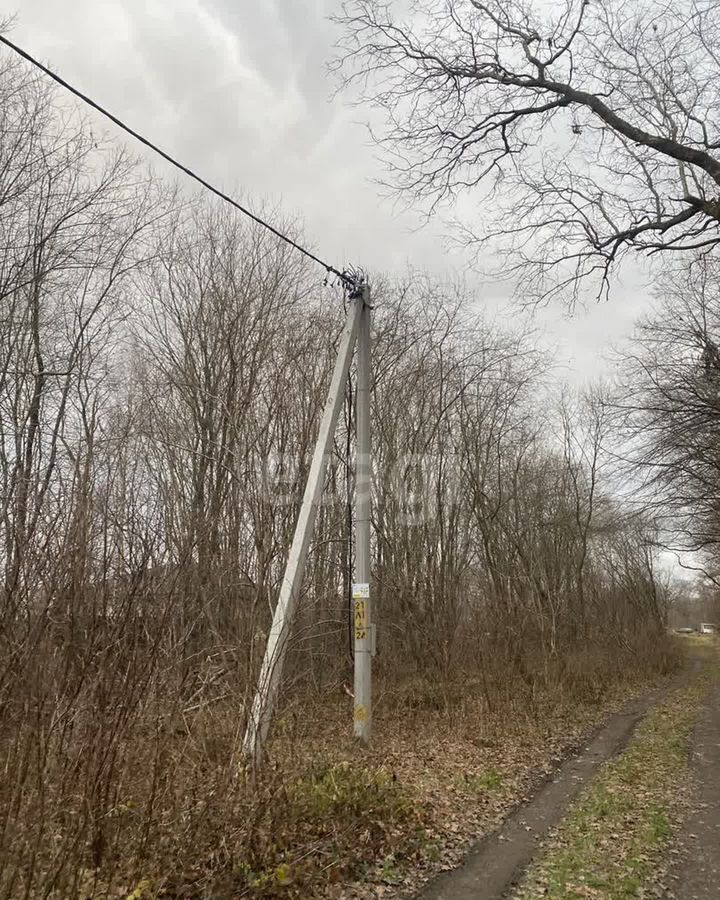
337 0 720 299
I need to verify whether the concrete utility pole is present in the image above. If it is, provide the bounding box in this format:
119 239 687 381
243 291 364 767
353 284 373 744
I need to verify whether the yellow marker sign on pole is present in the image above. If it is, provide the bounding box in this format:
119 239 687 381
353 583 369 640
354 599 368 640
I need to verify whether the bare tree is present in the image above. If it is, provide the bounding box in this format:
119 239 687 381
560 386 608 637
335 0 720 302
615 255 720 576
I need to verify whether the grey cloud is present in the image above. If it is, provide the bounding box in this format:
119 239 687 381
12 0 657 378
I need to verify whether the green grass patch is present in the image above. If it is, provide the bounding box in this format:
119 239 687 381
287 759 413 824
514 668 711 900
455 767 503 794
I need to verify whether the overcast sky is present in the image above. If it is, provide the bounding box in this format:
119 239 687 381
13 0 657 381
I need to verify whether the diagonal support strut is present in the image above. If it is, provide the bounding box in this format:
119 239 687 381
243 292 365 767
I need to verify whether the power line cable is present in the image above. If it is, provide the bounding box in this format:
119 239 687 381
0 34 353 288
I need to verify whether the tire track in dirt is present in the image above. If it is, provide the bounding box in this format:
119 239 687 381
417 670 694 900
663 662 720 900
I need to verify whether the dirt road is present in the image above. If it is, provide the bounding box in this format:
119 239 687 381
418 648 720 900
418 681 671 900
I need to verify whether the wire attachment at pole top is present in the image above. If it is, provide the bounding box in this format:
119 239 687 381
342 268 371 303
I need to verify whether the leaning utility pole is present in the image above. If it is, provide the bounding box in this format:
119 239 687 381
243 279 372 767
353 284 372 743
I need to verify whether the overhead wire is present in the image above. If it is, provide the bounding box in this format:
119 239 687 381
0 34 354 289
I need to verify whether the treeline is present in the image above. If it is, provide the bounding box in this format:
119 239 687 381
0 56 675 896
